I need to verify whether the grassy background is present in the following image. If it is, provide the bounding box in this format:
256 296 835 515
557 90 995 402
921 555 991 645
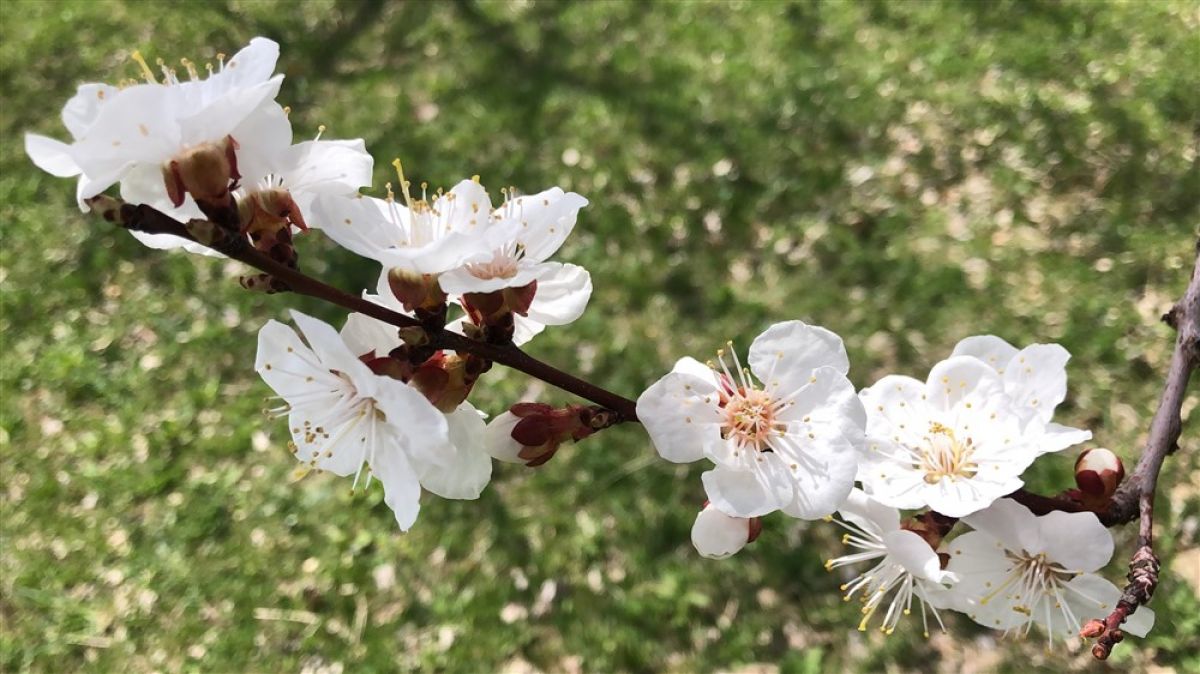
2 1 1198 672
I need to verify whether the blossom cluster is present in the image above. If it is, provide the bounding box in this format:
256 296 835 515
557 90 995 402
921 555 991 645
28 37 1151 648
638 327 1152 642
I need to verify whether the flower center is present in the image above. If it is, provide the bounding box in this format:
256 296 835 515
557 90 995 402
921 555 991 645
468 243 524 280
918 422 978 483
721 387 781 451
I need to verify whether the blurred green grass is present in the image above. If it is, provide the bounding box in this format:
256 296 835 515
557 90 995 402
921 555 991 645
2 1 1198 672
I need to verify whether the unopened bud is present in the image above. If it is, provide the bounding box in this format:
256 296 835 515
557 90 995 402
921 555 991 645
239 187 308 238
163 135 240 208
484 403 600 467
691 502 761 559
1075 447 1124 506
1080 619 1106 638
387 268 446 312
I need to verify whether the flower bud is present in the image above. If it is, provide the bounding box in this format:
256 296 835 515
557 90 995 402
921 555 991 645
239 187 308 238
387 268 447 313
483 402 599 467
691 502 761 559
163 135 240 208
1074 447 1124 506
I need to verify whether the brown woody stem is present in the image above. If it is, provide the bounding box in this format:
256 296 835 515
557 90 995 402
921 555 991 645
94 199 640 422
1086 239 1200 660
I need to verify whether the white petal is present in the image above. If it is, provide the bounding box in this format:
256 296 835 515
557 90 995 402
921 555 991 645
128 230 224 257
178 76 285 147
72 85 182 178
748 320 850 391
1058 573 1154 638
289 310 375 386
1003 344 1070 424
1036 510 1113 572
370 444 422 532
691 504 751 559
255 319 343 400
837 488 900 536
506 188 588 262
372 375 451 467
961 498 1041 554
340 307 399 359
207 37 281 92
1029 421 1092 455
671 356 720 387
1064 572 1152 637
438 179 494 232
288 409 377 477
437 262 541 295
224 101 293 185
776 440 857 520
921 474 1024 518
883 529 946 583
924 356 1005 413
278 139 374 214
416 404 492 500
859 374 932 453
635 371 724 463
702 467 784 518
950 335 1018 373
25 134 80 177
776 366 866 446
62 83 119 138
509 314 544 347
483 411 525 463
524 262 592 326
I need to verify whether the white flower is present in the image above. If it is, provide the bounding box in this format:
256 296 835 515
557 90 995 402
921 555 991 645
33 38 288 206
27 38 292 256
691 502 758 559
316 177 592 336
857 352 1086 517
339 288 493 500
255 310 451 530
825 489 958 636
951 335 1091 454
636 321 865 519
313 176 510 275
945 499 1154 645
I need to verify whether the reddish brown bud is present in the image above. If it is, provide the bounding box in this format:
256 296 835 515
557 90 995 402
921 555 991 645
1075 448 1124 507
496 403 603 467
1080 619 1106 638
387 268 447 312
163 136 240 208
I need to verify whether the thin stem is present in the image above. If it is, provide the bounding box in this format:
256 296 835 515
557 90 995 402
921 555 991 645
92 199 640 422
1085 238 1200 660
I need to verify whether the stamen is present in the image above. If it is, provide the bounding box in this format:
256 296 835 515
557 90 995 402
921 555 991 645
130 50 157 84
391 159 415 209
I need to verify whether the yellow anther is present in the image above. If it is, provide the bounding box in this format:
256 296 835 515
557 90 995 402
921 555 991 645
471 174 481 183
282 106 291 118
130 50 157 83
391 158 415 208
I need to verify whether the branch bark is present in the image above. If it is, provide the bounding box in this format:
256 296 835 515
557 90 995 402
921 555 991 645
1086 238 1200 660
90 198 640 422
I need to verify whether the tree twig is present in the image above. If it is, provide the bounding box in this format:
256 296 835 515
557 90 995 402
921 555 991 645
1084 238 1200 660
88 198 640 422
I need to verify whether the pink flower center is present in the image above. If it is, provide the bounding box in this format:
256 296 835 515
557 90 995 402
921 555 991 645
721 387 779 452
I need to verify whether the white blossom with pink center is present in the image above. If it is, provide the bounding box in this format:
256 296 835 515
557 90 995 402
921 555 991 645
637 321 865 519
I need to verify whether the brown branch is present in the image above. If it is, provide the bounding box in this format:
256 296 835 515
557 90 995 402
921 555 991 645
1085 238 1200 660
89 198 640 422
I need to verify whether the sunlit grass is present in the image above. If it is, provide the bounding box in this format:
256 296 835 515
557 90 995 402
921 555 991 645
2 1 1197 672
